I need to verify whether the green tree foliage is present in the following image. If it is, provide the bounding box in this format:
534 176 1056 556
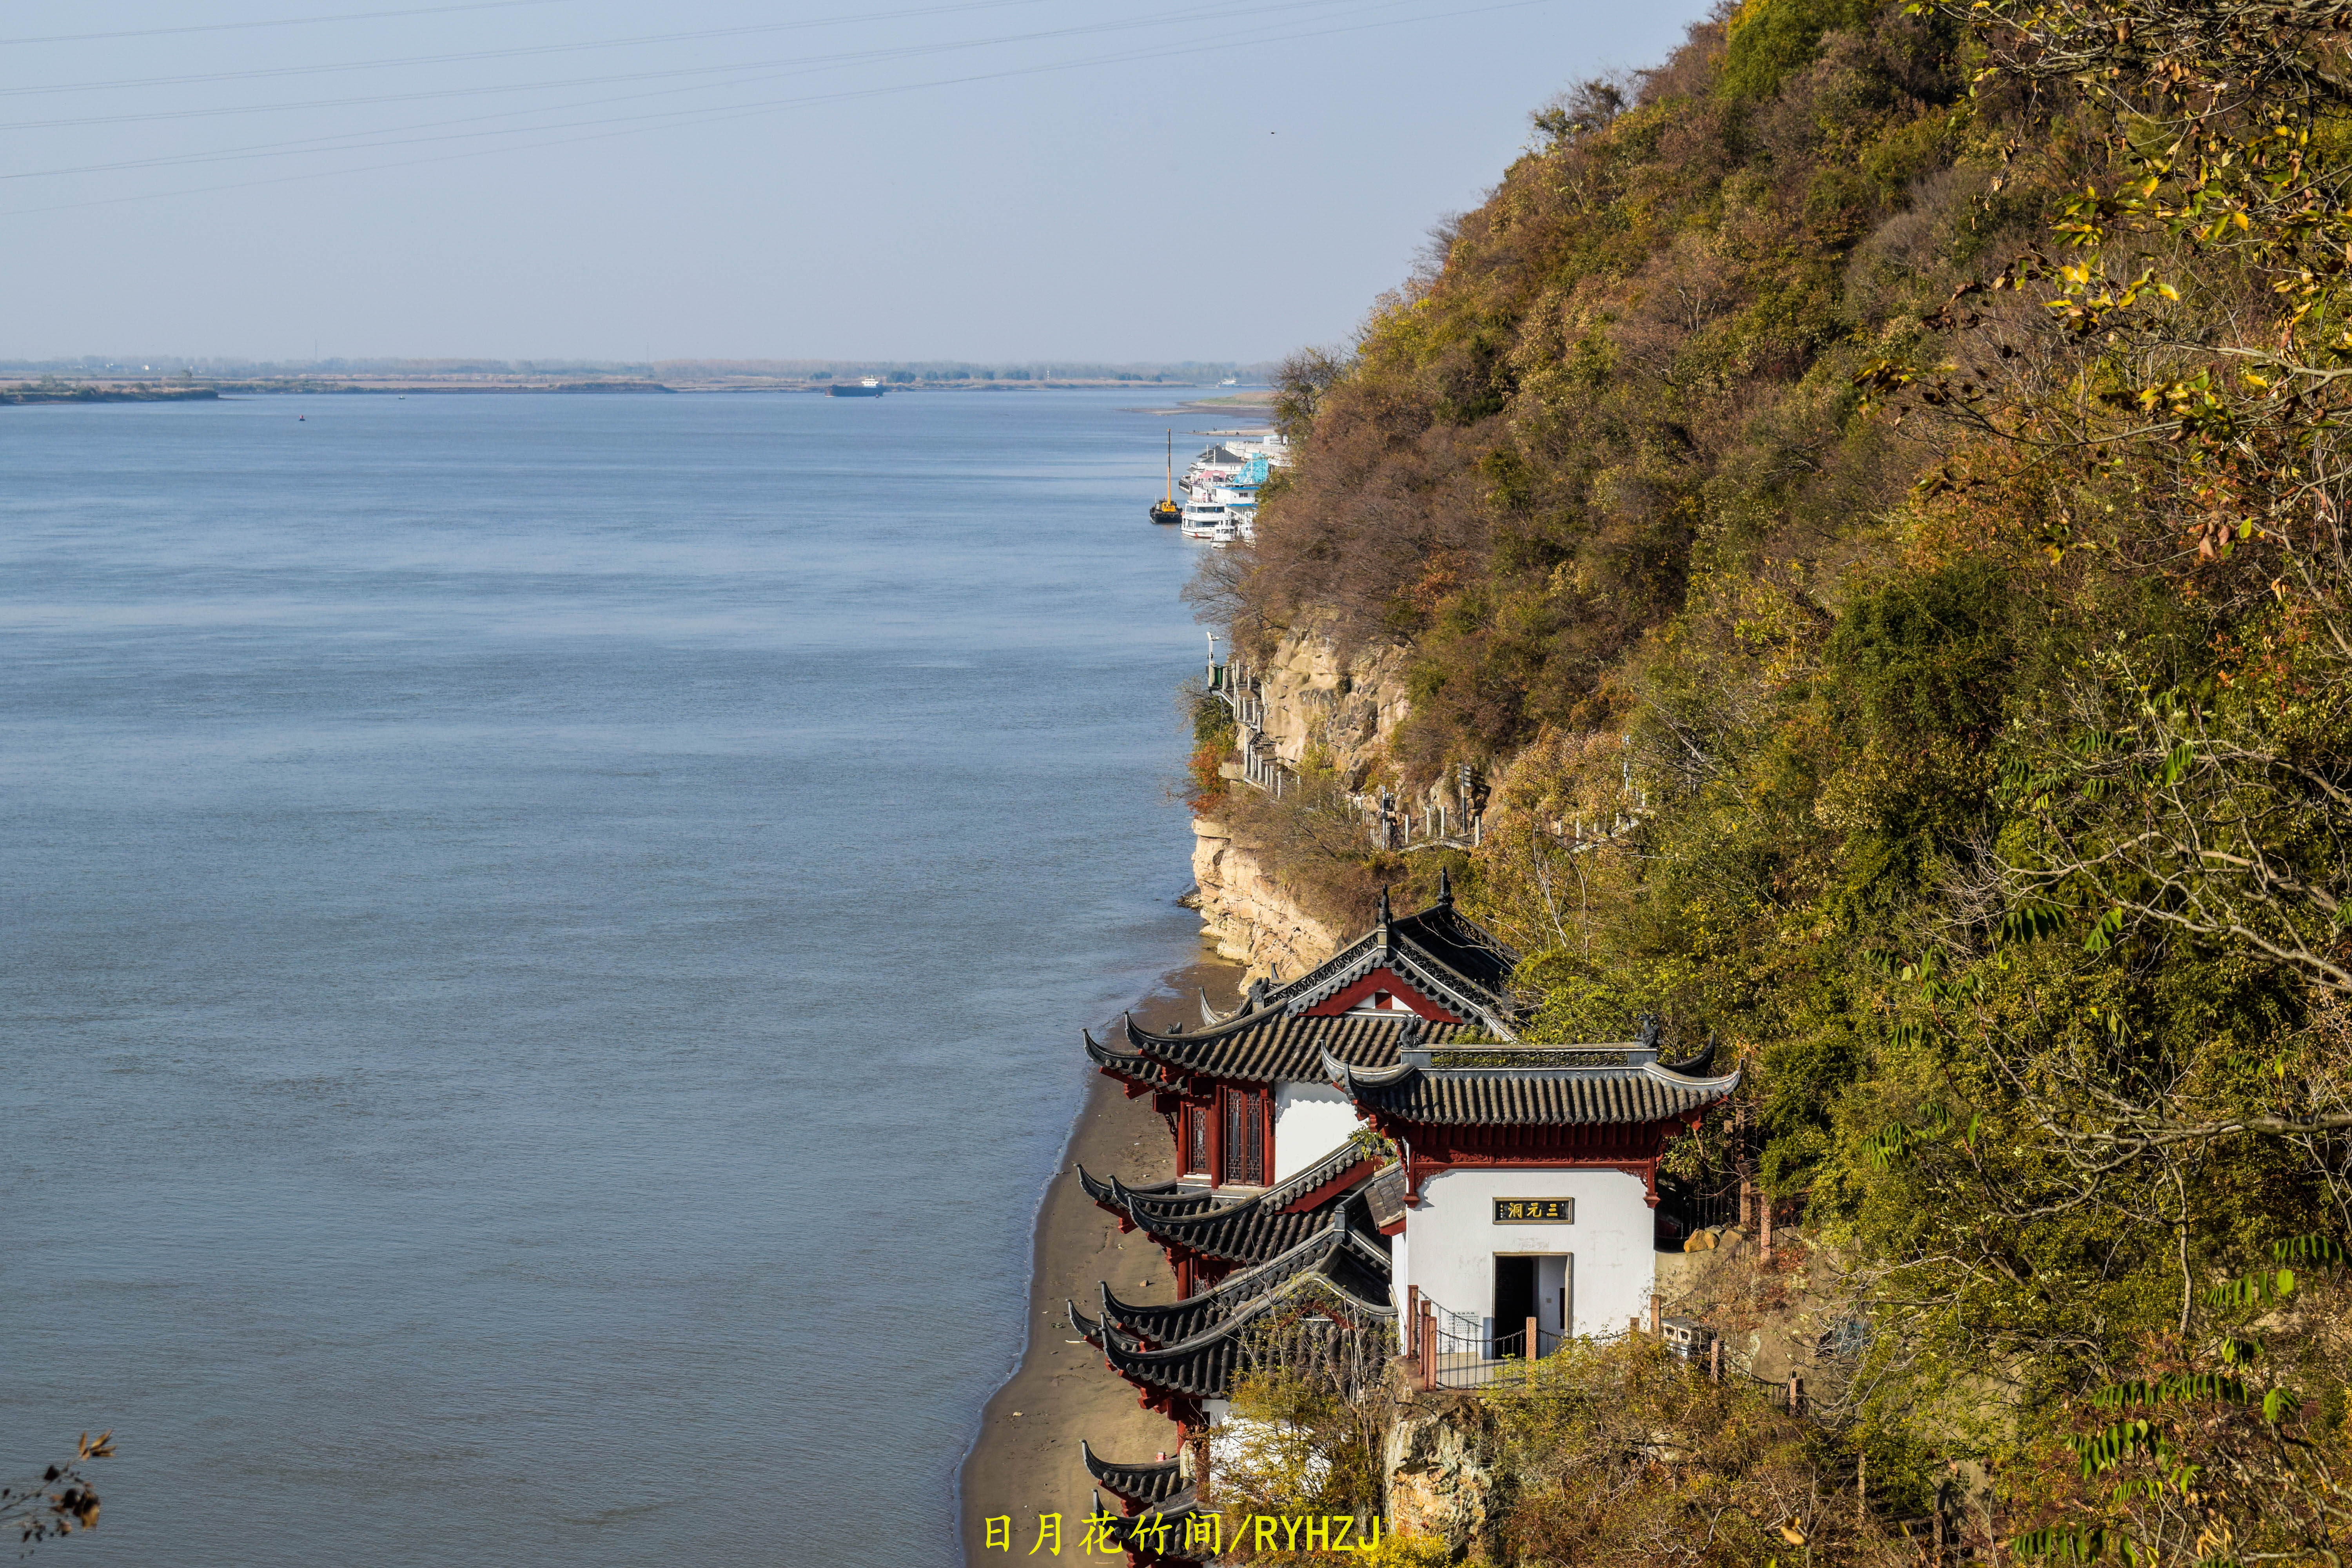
1209 0 2352 1552
1489 1339 1916 1565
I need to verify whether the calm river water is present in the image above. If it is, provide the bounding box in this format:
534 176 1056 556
0 390 1214 1566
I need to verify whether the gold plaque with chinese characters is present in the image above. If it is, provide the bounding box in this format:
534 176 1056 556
1492 1198 1574 1223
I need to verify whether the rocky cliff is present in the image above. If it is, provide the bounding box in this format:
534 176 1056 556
1190 630 1416 979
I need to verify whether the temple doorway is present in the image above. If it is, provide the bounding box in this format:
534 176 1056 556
1494 1256 1536 1356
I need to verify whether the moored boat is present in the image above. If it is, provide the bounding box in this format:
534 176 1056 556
1150 430 1181 523
829 377 886 398
1181 498 1237 541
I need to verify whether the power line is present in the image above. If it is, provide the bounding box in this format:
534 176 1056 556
0 0 1340 134
0 0 572 48
0 0 1060 96
0 0 1552 218
0 0 1379 181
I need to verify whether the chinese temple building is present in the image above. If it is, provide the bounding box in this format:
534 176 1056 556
1326 1022 1739 1347
1083 872 1518 1199
1065 883 1739 1557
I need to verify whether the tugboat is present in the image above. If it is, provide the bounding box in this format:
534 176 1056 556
1149 429 1181 524
828 376 886 398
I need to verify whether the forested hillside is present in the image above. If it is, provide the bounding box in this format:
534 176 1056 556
1206 0 2352 1557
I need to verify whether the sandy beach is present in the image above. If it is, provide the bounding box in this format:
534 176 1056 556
958 957 1242 1565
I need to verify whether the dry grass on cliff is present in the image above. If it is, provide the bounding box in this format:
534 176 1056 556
1485 1339 1933 1568
1210 780 1465 936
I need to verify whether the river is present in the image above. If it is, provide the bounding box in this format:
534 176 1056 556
0 388 1214 1566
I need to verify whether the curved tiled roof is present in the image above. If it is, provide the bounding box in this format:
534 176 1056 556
1329 1051 1742 1126
1073 1167 1221 1225
1390 897 1520 997
1112 1176 1224 1226
1256 1140 1374 1212
1273 883 1523 1022
1098 1218 1389 1346
1130 1180 1390 1265
1073 1266 1394 1399
1121 1008 1469 1086
1080 1443 1187 1509
1083 1027 1185 1094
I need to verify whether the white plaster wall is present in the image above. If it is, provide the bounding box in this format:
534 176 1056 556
1272 1082 1359 1182
1397 1168 1654 1343
1387 1229 1412 1352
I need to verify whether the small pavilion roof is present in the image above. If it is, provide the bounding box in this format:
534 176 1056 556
1325 1042 1742 1127
1071 1251 1394 1399
1083 1026 1187 1094
1271 876 1522 1022
1080 1443 1187 1510
1077 1135 1385 1262
1096 1216 1391 1347
1129 1185 1369 1266
1073 1167 1222 1226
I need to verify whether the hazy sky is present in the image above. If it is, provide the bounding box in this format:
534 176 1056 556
5 0 1713 363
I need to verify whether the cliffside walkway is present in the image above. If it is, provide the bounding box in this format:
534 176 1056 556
1205 655 1483 848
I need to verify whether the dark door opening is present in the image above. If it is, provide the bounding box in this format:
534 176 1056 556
1494 1256 1537 1357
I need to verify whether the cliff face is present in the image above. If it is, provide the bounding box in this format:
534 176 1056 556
1383 1395 1502 1557
1191 630 1415 979
1235 632 1412 787
1189 812 1345 976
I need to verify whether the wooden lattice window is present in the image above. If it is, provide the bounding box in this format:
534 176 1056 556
1221 1087 1265 1186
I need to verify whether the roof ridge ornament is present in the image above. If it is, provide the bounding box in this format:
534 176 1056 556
1436 866 1453 907
1376 886 1392 946
1637 1013 1662 1053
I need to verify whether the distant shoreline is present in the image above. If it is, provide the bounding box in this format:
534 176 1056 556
0 386 220 405
0 379 1265 401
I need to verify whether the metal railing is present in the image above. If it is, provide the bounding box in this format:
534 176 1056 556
1408 1295 1569 1390
1657 1175 1745 1245
1207 658 1294 798
1208 657 1485 842
1350 786 1481 852
1207 657 1267 731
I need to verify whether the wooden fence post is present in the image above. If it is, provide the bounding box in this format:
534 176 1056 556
1761 1192 1775 1265
1525 1316 1538 1385
1406 1285 1420 1358
1420 1303 1436 1392
1710 1337 1722 1384
1649 1297 1661 1337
